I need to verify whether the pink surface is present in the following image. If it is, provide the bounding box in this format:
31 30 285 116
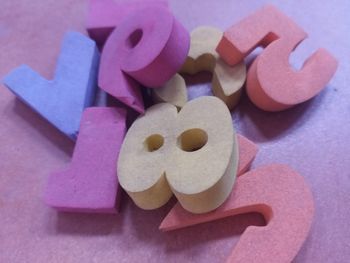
160 164 314 263
1 1 350 262
45 107 126 213
236 134 258 175
217 5 338 111
99 5 190 113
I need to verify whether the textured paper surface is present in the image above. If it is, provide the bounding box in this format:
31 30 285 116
0 0 349 262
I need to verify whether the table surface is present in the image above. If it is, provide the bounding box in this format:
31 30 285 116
1 0 349 262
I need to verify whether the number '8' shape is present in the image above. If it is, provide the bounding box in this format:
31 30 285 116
118 96 239 214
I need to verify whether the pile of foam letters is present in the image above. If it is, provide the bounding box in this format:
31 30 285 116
3 1 337 262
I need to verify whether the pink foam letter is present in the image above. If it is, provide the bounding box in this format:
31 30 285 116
86 0 168 47
99 6 190 113
217 5 338 111
45 107 126 213
236 134 258 176
160 164 314 263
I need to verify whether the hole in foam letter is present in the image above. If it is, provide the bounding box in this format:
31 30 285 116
144 134 164 152
126 29 143 48
177 128 208 152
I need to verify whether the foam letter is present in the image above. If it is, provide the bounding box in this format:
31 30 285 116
99 6 190 113
217 5 338 111
118 96 238 213
3 31 99 140
45 107 126 213
160 164 314 263
86 0 168 48
153 26 246 110
236 134 258 175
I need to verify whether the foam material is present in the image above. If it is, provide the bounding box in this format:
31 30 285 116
160 164 315 263
154 133 257 228
3 31 99 140
153 26 246 110
1 1 348 262
86 0 168 48
45 107 126 213
118 96 238 213
152 73 188 109
99 6 190 113
216 5 338 111
236 134 258 176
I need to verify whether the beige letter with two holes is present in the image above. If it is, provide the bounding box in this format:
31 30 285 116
118 96 238 213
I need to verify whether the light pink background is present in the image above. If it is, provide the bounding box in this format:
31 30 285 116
1 0 349 262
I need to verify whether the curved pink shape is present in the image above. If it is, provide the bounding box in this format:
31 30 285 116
160 164 314 263
99 6 190 113
217 5 337 111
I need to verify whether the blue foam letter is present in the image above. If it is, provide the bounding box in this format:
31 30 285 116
3 31 99 140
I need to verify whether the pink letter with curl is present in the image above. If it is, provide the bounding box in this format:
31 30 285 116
86 0 168 48
160 164 314 263
99 6 190 113
217 5 337 111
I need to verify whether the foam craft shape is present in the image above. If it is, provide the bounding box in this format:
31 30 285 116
153 26 246 110
3 31 99 140
156 133 258 229
160 164 314 263
152 73 188 109
45 107 127 213
118 96 238 213
99 6 190 113
216 5 338 112
236 134 258 176
87 0 168 47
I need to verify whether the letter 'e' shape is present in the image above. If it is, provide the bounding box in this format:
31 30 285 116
99 6 190 113
118 96 239 214
216 5 338 111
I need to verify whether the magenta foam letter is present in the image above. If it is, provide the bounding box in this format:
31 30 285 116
45 107 126 213
99 6 190 113
86 0 168 47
